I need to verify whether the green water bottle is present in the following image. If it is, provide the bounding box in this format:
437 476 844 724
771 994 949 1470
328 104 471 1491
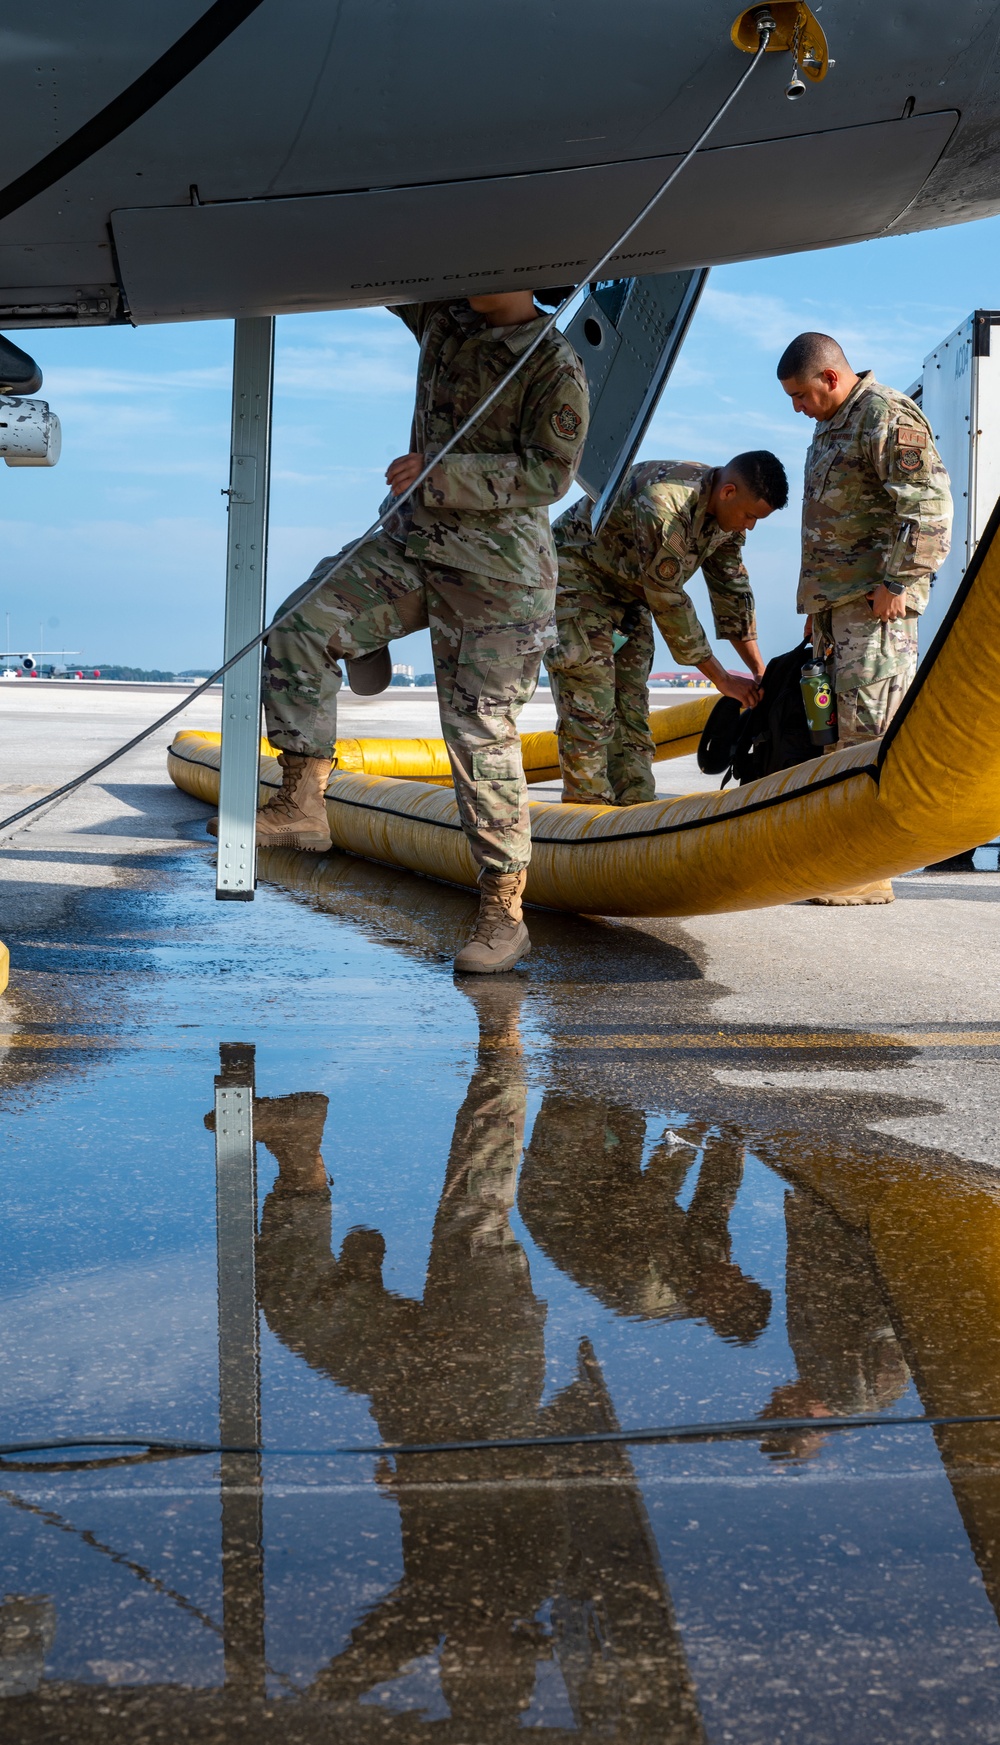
800 651 837 746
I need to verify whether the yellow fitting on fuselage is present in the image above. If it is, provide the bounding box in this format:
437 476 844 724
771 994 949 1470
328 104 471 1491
730 2 830 81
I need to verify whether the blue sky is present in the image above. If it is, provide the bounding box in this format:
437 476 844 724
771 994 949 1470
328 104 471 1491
3 211 999 673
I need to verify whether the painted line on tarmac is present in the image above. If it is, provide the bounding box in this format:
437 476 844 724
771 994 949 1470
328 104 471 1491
3 1028 1000 1053
552 1032 1000 1050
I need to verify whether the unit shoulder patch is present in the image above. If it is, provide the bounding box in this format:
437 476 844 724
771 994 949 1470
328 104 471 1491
551 403 582 440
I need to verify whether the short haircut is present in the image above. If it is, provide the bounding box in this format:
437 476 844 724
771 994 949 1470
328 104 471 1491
728 449 789 510
776 331 851 381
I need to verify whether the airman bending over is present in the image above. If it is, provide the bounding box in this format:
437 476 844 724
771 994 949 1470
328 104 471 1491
545 454 788 805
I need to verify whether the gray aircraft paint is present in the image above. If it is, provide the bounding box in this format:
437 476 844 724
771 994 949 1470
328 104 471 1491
0 1 997 325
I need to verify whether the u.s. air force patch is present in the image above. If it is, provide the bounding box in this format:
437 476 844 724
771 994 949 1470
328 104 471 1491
551 403 582 440
895 424 927 473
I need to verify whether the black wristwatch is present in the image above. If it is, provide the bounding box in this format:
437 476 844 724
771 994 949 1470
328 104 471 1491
884 579 906 596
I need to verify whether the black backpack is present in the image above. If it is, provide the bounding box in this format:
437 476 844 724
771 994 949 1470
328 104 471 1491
697 641 817 787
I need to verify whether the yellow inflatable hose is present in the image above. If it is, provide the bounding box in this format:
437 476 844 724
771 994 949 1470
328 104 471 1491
168 502 1000 917
0 939 8 995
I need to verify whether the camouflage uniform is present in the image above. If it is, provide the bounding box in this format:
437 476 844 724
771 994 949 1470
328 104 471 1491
263 301 588 871
545 462 756 803
799 371 952 747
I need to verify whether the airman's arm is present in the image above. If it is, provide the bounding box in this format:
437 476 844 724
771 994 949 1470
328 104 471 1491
864 407 953 586
701 534 758 642
643 576 714 668
637 495 713 666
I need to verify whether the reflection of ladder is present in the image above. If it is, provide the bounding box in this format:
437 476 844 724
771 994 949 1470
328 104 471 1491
213 1041 265 1695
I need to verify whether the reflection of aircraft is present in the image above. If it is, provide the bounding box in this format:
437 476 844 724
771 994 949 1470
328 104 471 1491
3 4 1000 324
521 1099 771 1341
255 980 708 1739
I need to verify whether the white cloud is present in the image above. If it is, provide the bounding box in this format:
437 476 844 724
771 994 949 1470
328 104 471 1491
42 364 231 398
0 1251 216 1423
698 284 953 378
276 340 415 397
699 287 798 352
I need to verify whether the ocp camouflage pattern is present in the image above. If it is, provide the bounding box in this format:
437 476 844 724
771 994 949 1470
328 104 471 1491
551 461 757 667
389 301 590 587
798 371 953 615
544 461 757 801
263 297 588 875
264 537 554 874
812 596 919 748
546 601 657 804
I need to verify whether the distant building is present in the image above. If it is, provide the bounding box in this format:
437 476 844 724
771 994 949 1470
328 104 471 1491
649 671 711 687
391 662 415 688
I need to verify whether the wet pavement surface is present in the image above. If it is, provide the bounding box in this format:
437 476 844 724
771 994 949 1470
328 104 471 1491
3 691 1000 1741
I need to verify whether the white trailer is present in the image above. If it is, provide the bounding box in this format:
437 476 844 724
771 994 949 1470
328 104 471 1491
910 309 1000 653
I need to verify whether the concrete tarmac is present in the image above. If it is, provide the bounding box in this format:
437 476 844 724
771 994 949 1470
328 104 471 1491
2 681 997 1169
3 680 1000 1742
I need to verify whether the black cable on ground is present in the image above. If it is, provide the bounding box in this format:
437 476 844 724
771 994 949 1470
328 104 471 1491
2 1408 998 1469
0 20 774 839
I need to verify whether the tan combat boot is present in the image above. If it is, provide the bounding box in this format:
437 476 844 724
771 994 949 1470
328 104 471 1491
203 1091 329 1192
253 1092 329 1193
454 870 530 974
808 879 895 906
208 752 332 851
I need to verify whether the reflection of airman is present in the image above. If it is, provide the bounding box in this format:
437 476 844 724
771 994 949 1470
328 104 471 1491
759 1185 909 1461
521 1096 771 1343
254 981 706 1739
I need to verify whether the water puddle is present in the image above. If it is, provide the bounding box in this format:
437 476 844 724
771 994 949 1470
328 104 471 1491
3 850 1000 1739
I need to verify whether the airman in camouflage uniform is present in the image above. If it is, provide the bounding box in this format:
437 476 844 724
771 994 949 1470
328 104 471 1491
257 293 589 970
545 455 788 804
795 371 952 745
779 331 952 904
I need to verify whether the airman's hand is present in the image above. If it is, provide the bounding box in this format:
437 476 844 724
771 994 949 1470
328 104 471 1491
869 583 908 622
386 452 425 497
717 670 761 709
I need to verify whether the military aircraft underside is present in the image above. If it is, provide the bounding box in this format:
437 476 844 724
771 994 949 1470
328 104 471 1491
1 0 999 326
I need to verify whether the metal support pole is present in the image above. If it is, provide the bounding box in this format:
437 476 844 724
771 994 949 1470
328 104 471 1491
216 317 274 901
214 1042 265 1694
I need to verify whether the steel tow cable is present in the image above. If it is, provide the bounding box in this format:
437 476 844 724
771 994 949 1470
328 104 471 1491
1 1407 998 1469
0 19 774 838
